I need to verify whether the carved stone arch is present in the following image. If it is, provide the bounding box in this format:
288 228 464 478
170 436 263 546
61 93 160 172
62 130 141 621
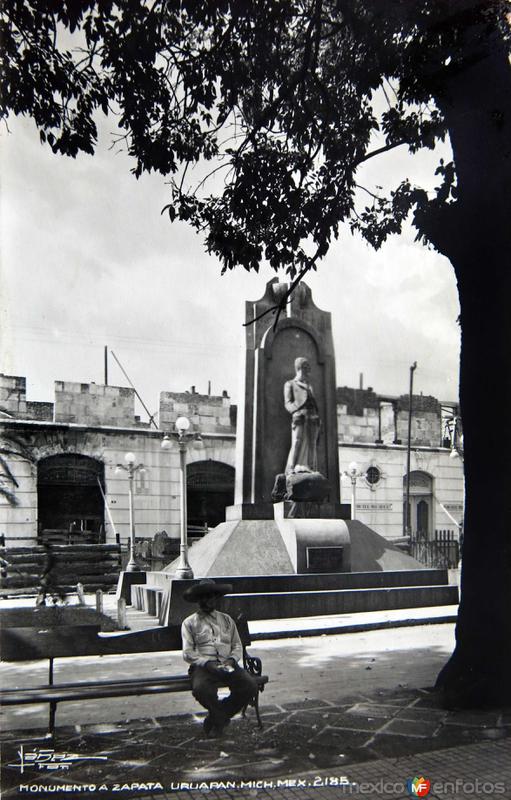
404 470 434 494
261 317 326 364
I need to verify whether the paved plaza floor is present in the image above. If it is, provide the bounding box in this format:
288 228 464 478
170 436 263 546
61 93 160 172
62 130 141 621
2 685 510 799
1 620 510 800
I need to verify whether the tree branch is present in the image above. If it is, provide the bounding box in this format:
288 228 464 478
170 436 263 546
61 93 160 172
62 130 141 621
355 139 409 168
355 182 382 201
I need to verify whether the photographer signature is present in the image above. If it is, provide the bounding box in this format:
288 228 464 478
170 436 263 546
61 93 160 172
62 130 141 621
8 745 107 774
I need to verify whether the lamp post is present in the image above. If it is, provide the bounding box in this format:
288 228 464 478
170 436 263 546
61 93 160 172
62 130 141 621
343 461 366 520
161 416 202 580
404 361 417 538
115 452 145 572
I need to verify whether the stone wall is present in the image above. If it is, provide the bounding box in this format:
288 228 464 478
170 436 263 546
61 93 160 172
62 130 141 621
2 375 442 447
159 389 235 434
396 395 442 446
54 381 138 427
337 403 380 444
1 375 55 422
26 402 54 421
0 374 27 418
337 386 442 447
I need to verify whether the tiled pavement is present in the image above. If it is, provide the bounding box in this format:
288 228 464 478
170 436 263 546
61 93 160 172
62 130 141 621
2 687 510 799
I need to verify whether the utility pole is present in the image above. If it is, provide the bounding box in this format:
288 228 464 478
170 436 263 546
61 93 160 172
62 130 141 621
104 346 108 385
404 362 417 538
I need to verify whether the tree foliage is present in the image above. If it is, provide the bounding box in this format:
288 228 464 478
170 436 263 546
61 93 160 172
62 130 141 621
2 0 508 281
2 0 511 707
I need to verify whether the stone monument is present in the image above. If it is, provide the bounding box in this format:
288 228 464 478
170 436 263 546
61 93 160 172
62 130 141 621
229 279 345 521
130 279 430 620
157 280 355 578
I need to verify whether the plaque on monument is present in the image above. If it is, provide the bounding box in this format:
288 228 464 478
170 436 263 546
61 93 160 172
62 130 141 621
306 546 345 573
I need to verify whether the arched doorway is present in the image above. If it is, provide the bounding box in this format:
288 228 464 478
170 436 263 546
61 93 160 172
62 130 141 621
37 454 105 543
187 460 235 532
403 470 434 540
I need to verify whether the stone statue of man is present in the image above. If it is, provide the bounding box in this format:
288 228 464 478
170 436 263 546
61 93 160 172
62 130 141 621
284 356 321 474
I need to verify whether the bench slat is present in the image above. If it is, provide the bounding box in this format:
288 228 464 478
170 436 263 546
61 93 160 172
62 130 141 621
0 681 193 704
0 675 268 705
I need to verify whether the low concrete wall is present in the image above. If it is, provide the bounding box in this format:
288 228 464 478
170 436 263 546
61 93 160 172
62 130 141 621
149 568 452 625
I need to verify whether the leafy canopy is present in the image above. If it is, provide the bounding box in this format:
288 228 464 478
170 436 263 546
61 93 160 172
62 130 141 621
1 0 508 281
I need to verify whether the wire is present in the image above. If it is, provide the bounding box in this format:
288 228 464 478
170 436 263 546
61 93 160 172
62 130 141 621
110 350 159 430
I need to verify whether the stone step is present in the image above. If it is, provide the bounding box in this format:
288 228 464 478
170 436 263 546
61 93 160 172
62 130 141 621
119 570 457 625
117 583 459 632
121 569 458 625
147 568 449 595
222 584 458 620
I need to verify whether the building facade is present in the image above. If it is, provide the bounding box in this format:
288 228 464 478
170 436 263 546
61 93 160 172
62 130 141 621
0 374 463 547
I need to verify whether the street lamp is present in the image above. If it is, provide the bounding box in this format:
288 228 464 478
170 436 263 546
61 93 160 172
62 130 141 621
343 461 366 520
161 416 202 580
115 451 145 572
448 417 464 460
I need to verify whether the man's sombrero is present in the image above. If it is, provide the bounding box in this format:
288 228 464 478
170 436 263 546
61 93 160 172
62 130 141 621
183 578 233 602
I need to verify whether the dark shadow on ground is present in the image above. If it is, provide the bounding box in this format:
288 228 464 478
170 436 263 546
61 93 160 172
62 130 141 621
2 680 509 800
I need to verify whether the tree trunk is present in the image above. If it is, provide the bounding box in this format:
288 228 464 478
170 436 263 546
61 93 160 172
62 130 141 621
435 234 511 708
423 36 511 707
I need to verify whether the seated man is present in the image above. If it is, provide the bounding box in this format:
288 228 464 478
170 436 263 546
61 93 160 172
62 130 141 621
182 579 258 737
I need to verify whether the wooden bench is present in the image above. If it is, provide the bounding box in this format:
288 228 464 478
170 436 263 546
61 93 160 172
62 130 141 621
0 617 268 738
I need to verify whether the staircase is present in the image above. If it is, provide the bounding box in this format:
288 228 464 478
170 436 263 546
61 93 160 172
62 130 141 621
126 568 458 627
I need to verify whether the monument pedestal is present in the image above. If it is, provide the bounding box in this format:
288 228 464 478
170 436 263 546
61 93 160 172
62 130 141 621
163 514 352 577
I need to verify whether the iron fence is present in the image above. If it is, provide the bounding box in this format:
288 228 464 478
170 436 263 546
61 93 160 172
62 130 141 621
409 529 460 569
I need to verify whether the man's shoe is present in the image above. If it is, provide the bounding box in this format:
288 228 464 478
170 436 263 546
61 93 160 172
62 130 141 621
214 716 231 737
203 713 230 738
203 714 214 736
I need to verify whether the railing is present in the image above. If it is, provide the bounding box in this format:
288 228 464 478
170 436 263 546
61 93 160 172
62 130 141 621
39 528 99 546
409 529 460 569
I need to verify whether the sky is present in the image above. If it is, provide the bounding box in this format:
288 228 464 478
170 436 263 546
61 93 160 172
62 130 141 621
0 113 461 424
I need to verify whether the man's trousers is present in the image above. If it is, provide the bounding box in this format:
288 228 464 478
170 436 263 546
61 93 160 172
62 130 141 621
190 664 258 728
